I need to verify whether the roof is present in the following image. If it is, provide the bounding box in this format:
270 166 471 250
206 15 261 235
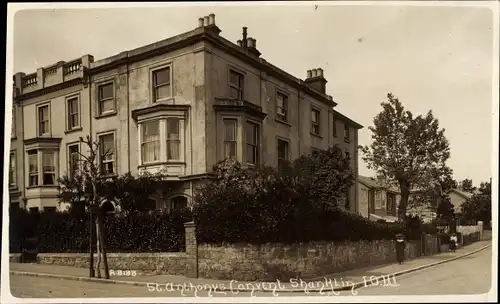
358 175 399 193
448 188 474 200
333 110 363 129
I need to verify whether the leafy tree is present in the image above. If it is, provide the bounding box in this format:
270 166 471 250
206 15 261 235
360 93 451 221
436 196 455 220
285 146 354 211
461 180 491 225
460 178 476 192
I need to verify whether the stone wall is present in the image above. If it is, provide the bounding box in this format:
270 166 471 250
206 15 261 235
197 240 421 281
36 252 188 275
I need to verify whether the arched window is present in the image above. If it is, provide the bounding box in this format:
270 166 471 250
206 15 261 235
171 196 188 211
100 200 116 214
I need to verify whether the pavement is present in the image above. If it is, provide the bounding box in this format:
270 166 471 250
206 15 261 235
8 239 492 294
6 242 493 298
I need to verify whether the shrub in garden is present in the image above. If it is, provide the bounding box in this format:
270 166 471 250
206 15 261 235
193 154 405 245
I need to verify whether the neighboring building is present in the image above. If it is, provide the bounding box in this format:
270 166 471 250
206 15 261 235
358 175 438 223
447 188 474 214
10 14 363 213
358 175 399 222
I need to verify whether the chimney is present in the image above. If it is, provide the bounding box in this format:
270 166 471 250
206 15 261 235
305 67 328 94
208 13 215 25
198 15 221 35
237 40 242 47
242 27 248 48
203 16 209 26
198 17 204 27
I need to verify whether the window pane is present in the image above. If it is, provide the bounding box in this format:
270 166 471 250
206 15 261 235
230 71 241 87
246 144 257 164
100 135 114 160
143 120 160 137
224 119 236 141
43 152 55 171
167 140 180 160
39 106 48 121
246 122 256 145
224 142 236 158
99 84 114 100
278 140 288 159
68 98 78 114
155 84 171 100
167 118 180 139
101 99 114 113
28 152 38 173
154 68 170 86
171 196 188 211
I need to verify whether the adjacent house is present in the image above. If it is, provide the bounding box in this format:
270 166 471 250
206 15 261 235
358 175 400 222
358 175 439 223
10 14 363 213
447 188 474 214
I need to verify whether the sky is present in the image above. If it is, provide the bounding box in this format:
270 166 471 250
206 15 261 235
11 3 496 185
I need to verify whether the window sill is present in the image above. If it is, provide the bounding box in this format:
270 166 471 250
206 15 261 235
138 161 186 168
11 136 17 141
26 185 59 190
310 132 323 139
95 111 117 120
153 97 175 104
65 127 83 134
275 118 291 127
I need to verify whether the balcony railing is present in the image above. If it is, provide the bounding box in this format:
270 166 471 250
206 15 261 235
21 73 37 89
63 60 82 76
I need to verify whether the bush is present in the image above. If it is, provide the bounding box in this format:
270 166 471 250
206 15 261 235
9 208 192 253
194 157 406 244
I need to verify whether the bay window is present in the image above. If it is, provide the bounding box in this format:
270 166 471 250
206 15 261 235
223 119 237 159
9 152 16 187
28 150 38 186
142 120 160 163
26 149 58 187
43 151 56 185
167 118 180 161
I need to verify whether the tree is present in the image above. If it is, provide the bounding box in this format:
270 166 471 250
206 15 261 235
57 135 111 279
284 146 355 211
461 180 491 225
436 196 455 220
360 93 451 221
460 178 475 192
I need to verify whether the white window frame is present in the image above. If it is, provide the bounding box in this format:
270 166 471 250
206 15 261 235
276 91 288 122
223 118 238 159
311 108 321 135
28 150 38 187
9 151 16 188
166 117 181 161
66 95 80 130
98 132 116 175
375 191 383 209
37 103 50 136
97 82 115 115
151 65 173 102
141 119 161 163
42 150 56 185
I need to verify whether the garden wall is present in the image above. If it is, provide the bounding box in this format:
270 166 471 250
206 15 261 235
197 239 422 281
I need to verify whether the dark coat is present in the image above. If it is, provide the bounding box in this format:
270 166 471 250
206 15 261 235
395 240 406 262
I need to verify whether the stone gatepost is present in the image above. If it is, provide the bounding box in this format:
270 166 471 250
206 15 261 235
477 221 484 240
184 221 198 278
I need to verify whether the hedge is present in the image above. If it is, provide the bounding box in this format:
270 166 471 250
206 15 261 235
9 207 193 253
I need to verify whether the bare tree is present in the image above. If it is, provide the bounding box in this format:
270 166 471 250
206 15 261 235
58 135 111 279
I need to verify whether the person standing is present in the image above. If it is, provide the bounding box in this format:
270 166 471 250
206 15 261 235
395 233 406 265
450 233 458 252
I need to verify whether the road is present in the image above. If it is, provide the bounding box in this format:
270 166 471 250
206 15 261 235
7 246 492 299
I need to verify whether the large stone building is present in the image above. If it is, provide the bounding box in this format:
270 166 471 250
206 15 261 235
9 14 363 213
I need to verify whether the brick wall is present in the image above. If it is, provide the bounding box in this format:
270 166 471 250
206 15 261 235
197 240 421 281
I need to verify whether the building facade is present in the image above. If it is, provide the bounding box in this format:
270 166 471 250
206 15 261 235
10 14 363 213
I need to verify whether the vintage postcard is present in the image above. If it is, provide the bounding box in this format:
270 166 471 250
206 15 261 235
2 1 498 303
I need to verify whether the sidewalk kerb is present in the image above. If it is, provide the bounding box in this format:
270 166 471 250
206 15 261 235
9 243 491 293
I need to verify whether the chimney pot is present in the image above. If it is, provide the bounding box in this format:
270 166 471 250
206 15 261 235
307 70 312 78
242 27 248 48
252 38 257 48
208 13 215 25
247 37 253 48
237 40 242 47
311 69 318 77
317 68 324 77
203 16 209 26
198 17 204 27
